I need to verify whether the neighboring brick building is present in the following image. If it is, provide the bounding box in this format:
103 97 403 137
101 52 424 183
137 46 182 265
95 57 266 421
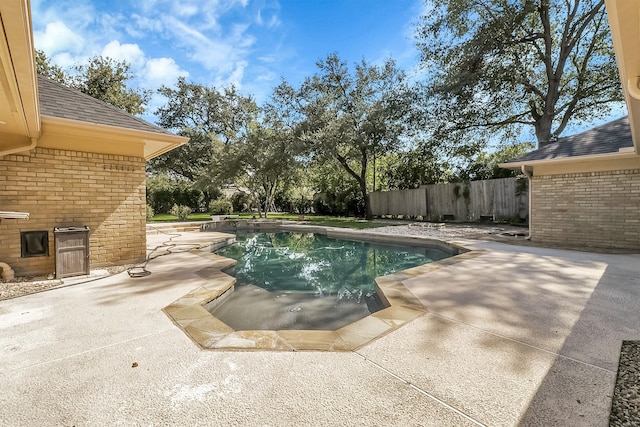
501 117 640 251
0 2 187 277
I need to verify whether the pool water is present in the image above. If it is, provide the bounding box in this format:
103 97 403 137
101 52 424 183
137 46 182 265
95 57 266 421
207 231 457 330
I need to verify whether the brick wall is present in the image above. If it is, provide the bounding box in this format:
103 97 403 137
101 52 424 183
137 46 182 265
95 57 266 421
531 169 640 250
0 147 147 277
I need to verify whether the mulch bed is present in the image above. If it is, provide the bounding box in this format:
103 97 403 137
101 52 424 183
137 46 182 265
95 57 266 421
609 341 640 426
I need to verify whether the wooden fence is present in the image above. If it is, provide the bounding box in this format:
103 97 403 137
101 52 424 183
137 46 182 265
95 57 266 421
370 177 528 222
369 188 428 217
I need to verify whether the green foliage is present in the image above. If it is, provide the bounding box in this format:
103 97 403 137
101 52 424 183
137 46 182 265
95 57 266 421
170 204 192 221
452 183 470 201
453 185 461 199
230 192 251 212
378 149 453 190
455 142 536 181
294 197 312 215
313 189 364 217
71 56 150 115
208 198 233 215
35 50 67 84
307 161 364 216
416 0 623 148
150 79 301 218
150 212 388 229
273 53 416 218
149 79 258 181
35 51 150 115
150 212 213 222
217 118 301 217
145 204 155 221
146 174 215 213
289 184 315 214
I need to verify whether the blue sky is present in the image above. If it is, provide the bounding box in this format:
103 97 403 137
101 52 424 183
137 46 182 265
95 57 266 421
31 0 625 138
32 0 425 123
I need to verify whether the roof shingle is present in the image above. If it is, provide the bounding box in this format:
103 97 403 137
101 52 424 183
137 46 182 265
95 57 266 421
37 75 171 135
503 116 633 164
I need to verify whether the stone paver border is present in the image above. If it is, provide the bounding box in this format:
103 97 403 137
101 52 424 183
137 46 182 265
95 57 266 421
163 225 486 351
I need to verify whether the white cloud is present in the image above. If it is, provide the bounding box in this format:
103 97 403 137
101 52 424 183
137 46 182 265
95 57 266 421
255 70 277 82
32 0 283 105
258 55 276 64
127 14 164 38
50 52 81 69
163 16 255 81
267 14 281 28
34 21 84 54
227 61 247 87
101 41 145 68
175 3 199 18
256 8 281 28
144 57 190 86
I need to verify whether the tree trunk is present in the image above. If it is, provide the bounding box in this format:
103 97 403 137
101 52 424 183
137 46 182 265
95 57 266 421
361 179 372 220
254 194 264 218
534 115 554 147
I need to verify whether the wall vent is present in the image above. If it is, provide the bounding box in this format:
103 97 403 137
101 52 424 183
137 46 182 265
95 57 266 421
21 231 49 258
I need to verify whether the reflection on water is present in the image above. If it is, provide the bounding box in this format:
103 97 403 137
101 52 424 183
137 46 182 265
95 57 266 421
209 232 456 330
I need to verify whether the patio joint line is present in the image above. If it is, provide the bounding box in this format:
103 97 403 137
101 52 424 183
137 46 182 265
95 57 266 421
16 329 176 371
428 312 616 374
355 352 487 427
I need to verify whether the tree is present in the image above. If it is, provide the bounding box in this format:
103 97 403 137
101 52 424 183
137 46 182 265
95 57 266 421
35 51 149 116
416 0 622 148
150 78 258 181
276 53 415 218
308 160 365 216
146 173 219 214
378 149 454 190
35 50 67 84
71 56 150 115
151 79 300 217
456 142 536 181
213 121 300 218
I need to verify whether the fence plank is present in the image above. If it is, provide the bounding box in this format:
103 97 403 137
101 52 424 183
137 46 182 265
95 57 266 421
370 188 428 217
371 178 528 221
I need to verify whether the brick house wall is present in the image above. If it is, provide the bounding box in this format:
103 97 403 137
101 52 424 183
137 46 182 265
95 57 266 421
0 147 146 277
531 168 640 250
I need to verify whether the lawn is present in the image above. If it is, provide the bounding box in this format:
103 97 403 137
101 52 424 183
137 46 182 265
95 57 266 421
149 213 389 230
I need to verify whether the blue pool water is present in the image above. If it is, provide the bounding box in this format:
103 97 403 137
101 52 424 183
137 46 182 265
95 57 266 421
208 231 458 330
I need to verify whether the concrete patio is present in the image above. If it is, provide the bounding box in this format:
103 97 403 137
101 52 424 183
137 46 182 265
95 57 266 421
1 229 638 426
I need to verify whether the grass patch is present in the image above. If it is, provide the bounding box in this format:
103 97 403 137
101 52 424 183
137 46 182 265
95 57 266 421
150 212 212 222
149 212 388 229
305 217 388 229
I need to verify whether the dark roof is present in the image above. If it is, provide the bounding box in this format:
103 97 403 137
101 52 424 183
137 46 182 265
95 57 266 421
37 75 171 135
503 116 634 164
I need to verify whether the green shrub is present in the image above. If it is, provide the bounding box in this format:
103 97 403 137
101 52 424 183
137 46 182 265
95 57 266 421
230 192 250 212
170 204 192 221
145 204 155 221
294 197 312 214
146 174 220 213
209 198 233 215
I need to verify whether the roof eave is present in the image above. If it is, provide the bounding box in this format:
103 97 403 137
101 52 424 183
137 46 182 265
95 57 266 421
605 0 640 154
0 0 40 153
499 150 640 169
144 137 189 160
41 115 188 160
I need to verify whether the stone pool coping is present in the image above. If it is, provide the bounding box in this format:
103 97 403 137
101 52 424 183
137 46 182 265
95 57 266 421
163 227 487 351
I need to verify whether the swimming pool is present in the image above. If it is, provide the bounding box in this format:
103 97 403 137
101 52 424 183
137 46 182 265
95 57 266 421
206 231 458 330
